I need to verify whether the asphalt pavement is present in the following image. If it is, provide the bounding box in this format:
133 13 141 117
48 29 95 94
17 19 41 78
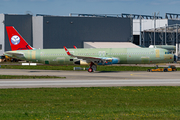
0 69 180 88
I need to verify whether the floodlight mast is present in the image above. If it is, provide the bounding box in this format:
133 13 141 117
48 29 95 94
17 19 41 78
154 12 156 45
176 24 179 61
165 24 167 45
139 15 142 46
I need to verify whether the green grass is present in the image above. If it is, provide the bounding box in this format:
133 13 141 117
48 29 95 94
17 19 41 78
1 65 178 71
0 75 65 79
0 87 180 119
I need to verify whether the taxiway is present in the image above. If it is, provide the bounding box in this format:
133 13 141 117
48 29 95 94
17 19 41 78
0 69 180 79
0 69 180 88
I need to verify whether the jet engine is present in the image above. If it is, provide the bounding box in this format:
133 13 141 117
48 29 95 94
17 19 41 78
74 60 89 65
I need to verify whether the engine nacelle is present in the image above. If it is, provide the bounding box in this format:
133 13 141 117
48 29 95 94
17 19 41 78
74 60 89 65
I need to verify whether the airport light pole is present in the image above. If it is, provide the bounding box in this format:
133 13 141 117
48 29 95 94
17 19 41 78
154 12 156 45
139 15 142 46
176 24 179 61
165 24 167 45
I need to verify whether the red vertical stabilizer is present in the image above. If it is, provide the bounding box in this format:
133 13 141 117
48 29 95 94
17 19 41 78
6 26 33 51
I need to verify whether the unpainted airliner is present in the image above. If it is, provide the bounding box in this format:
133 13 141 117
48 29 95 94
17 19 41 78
4 26 175 72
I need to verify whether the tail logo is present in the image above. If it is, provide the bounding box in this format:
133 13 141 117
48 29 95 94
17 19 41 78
11 35 20 45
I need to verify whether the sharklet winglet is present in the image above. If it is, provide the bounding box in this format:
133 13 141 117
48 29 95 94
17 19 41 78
73 46 77 49
63 46 71 56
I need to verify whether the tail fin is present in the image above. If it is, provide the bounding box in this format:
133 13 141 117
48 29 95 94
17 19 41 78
6 26 33 51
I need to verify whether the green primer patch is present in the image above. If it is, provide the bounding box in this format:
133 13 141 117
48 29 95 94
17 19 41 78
0 87 179 119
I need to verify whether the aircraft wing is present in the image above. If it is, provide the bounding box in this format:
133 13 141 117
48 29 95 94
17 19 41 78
73 56 103 63
4 51 25 58
63 46 106 63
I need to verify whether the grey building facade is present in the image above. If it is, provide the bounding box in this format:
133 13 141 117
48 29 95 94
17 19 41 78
33 15 132 49
0 14 33 55
0 14 132 55
142 22 180 47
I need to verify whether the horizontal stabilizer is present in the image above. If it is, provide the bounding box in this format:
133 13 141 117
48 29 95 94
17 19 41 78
4 51 24 58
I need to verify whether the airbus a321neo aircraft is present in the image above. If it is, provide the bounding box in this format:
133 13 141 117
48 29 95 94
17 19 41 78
4 26 175 72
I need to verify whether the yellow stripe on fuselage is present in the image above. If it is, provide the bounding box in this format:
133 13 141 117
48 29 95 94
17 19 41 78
32 51 36 59
155 49 160 58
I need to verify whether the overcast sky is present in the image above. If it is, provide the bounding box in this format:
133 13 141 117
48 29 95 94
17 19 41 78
0 0 180 18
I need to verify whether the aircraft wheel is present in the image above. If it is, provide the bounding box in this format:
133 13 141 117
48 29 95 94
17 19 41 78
91 65 97 72
88 68 93 73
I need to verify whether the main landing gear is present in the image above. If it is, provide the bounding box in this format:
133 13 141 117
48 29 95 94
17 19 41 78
88 62 97 73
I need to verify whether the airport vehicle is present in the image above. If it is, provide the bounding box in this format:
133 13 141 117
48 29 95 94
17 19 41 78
4 26 175 72
4 55 12 62
147 65 177 72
